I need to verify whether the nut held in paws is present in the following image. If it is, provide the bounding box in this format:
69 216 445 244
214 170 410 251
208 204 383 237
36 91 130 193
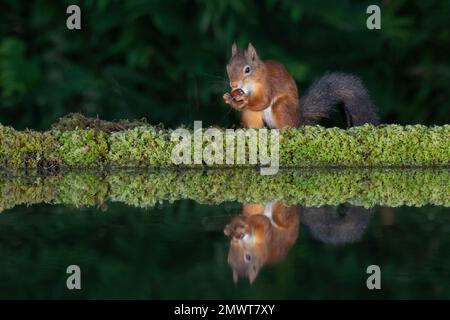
231 88 245 100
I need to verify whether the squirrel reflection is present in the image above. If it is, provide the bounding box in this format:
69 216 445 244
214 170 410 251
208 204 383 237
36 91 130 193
224 203 300 284
224 203 373 284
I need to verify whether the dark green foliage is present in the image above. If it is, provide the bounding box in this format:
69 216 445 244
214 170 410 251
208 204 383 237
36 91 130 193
1 0 449 130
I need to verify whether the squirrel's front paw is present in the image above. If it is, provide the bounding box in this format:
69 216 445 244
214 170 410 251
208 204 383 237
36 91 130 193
224 92 247 110
223 92 233 104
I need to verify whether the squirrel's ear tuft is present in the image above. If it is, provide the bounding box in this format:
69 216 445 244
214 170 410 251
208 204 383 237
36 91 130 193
231 42 237 56
246 43 259 62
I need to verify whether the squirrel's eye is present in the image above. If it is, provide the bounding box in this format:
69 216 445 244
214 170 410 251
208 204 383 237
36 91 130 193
245 253 252 262
244 66 251 74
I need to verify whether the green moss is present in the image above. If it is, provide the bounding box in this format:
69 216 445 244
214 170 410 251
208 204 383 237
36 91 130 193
107 126 175 166
280 126 366 166
0 114 449 168
280 124 450 166
55 129 109 166
0 169 448 213
57 172 109 207
51 113 149 132
0 175 59 212
0 124 59 168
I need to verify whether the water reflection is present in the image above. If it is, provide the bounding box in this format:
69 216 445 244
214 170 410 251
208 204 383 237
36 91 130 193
302 204 373 246
224 203 300 283
224 202 373 283
1 169 449 296
1 195 449 298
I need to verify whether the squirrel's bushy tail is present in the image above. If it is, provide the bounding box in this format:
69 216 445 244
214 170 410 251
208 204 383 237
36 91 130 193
300 72 379 126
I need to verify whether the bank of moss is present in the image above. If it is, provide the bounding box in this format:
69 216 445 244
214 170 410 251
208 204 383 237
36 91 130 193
51 112 148 132
56 130 109 166
0 125 59 168
0 169 448 213
0 114 449 168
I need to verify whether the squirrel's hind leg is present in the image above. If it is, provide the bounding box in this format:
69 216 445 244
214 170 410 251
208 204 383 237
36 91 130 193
272 96 301 128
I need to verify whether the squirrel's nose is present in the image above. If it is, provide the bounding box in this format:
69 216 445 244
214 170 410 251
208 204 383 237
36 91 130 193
230 82 238 89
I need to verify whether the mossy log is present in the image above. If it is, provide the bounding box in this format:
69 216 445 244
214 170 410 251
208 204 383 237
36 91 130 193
0 114 449 169
0 168 448 213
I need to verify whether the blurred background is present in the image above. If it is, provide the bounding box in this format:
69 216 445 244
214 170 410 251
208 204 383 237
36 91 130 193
1 0 449 130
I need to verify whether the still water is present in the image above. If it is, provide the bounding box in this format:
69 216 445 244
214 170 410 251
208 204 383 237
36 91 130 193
0 169 449 299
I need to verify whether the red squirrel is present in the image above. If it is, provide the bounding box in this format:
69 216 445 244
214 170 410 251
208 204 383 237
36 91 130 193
223 43 379 129
224 202 300 284
223 203 373 283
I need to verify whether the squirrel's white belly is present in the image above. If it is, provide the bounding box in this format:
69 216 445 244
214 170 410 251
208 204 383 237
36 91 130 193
263 203 274 222
264 202 281 228
262 101 276 129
